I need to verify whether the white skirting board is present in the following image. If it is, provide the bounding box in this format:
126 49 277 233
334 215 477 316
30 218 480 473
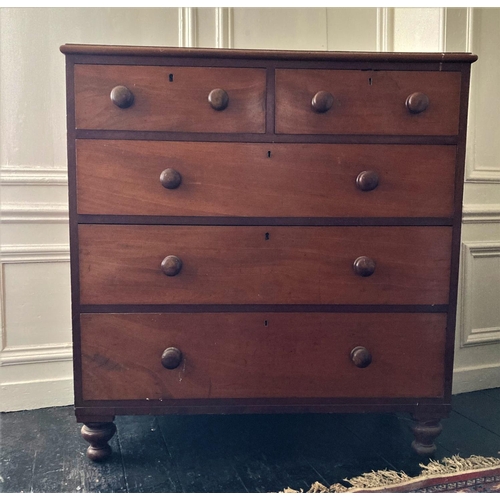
0 378 74 413
452 364 500 395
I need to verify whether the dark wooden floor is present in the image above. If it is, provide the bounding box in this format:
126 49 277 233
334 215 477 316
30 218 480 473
2 389 500 493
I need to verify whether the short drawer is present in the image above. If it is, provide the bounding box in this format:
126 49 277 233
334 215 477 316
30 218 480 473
80 312 447 401
76 140 456 218
74 65 266 133
275 69 461 136
79 225 452 305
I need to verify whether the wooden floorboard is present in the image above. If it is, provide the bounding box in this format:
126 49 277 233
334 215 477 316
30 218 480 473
270 413 396 491
482 388 500 402
33 407 126 493
156 414 249 493
218 413 329 492
436 410 500 457
0 407 126 493
1 389 500 493
340 412 429 477
115 415 183 493
0 409 42 493
452 391 500 437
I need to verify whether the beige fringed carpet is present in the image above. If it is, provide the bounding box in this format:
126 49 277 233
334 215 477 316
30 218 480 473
283 455 500 493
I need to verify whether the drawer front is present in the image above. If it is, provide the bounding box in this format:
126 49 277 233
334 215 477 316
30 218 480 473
275 69 461 136
80 312 447 401
74 65 266 133
76 140 456 218
79 225 452 305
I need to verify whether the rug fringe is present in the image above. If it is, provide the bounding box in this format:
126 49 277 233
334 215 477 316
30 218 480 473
421 454 500 477
346 469 412 489
281 482 349 493
282 454 500 493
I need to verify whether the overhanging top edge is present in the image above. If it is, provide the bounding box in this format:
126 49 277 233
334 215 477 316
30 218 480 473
59 44 478 63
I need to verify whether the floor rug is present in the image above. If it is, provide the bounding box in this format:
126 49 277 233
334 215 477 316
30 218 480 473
283 455 500 493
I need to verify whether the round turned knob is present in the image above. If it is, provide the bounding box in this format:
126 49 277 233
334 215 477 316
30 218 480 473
160 168 182 189
350 346 372 368
208 88 229 111
406 92 429 114
353 256 376 277
161 347 182 370
110 85 134 109
311 91 334 113
356 171 379 192
161 255 182 276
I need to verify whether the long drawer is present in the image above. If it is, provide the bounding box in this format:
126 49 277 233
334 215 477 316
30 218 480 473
78 225 452 305
275 69 461 136
80 312 447 401
76 141 456 218
74 64 266 133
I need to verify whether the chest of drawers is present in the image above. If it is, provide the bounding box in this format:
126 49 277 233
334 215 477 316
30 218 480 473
60 44 476 462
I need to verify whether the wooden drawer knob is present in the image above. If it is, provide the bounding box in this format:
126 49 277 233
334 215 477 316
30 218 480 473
406 92 429 114
350 346 372 368
110 85 134 109
160 168 182 189
356 171 379 191
161 347 182 370
311 91 334 113
161 255 182 276
208 88 229 111
353 256 376 277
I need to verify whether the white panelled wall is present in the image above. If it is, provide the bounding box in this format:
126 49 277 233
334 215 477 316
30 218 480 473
0 8 498 411
450 9 500 392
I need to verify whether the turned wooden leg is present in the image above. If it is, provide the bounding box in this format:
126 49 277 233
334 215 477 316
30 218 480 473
410 415 443 457
81 421 117 462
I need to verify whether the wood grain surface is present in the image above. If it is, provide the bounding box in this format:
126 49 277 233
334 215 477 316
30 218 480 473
60 44 478 63
80 312 447 400
275 69 461 135
76 140 456 218
61 45 477 455
78 225 452 305
74 65 266 132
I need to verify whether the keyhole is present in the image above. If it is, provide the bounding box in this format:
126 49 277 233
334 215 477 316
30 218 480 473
264 320 268 327
265 232 270 240
169 74 174 82
368 77 372 86
267 151 271 158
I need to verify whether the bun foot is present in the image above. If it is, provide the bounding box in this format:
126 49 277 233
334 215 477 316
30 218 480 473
410 415 443 457
81 422 117 462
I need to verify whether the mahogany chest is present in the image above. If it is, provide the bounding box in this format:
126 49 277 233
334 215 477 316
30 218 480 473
60 44 476 461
